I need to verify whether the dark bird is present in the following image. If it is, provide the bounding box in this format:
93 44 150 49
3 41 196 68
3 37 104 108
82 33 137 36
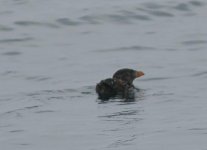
96 68 144 100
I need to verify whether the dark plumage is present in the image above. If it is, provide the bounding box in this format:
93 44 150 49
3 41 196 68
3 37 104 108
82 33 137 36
95 78 116 100
113 68 144 85
96 68 144 100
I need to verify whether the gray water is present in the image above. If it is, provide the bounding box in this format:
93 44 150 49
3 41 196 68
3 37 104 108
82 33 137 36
1 0 207 149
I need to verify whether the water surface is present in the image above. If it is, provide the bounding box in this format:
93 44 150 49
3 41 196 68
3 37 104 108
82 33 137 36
1 0 207 149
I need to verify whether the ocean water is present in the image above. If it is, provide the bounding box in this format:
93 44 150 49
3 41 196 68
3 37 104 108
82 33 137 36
1 0 207 149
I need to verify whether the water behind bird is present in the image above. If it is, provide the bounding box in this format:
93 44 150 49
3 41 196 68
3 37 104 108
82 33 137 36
1 0 207 149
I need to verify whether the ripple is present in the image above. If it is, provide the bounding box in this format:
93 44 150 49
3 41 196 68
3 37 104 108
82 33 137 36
95 45 155 53
24 87 93 101
137 7 174 17
141 2 165 9
130 14 151 21
137 1 205 18
0 11 13 15
79 15 100 24
105 14 131 24
0 25 14 31
189 1 204 7
104 12 151 24
98 109 141 124
173 3 191 11
26 88 78 97
151 92 174 98
56 18 81 26
1 105 40 116
189 127 207 131
148 10 174 17
81 91 92 95
14 21 59 28
51 1 206 27
18 143 30 146
35 110 55 114
107 136 136 148
24 105 40 110
2 51 22 56
191 71 207 77
187 47 205 51
119 10 151 21
1 70 18 78
181 40 207 46
99 110 139 118
47 96 64 100
1 108 23 116
9 129 24 133
78 11 151 25
25 76 51 82
0 37 33 43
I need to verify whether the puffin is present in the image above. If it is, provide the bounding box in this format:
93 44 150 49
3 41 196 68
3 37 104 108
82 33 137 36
96 68 144 100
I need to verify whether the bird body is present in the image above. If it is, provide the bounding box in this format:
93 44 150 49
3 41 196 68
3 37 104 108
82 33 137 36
96 68 144 100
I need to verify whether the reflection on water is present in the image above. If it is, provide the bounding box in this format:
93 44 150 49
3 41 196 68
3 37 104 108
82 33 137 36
98 103 143 148
96 89 146 148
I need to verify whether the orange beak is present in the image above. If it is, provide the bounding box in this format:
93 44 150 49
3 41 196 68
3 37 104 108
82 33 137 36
136 71 144 78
